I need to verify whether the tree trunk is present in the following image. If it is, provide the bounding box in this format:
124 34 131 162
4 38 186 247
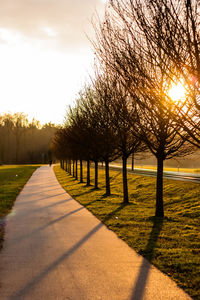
69 159 71 175
86 160 90 186
105 160 111 196
73 160 75 177
61 160 64 169
131 153 134 171
65 160 68 172
122 156 129 203
80 159 83 183
75 160 78 180
156 156 164 217
94 160 98 189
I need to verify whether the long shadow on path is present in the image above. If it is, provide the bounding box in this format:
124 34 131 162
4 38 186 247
9 222 104 299
8 205 84 247
8 203 129 299
5 191 164 300
16 193 68 205
130 217 163 300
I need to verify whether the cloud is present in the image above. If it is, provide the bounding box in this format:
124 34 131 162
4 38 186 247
0 0 106 50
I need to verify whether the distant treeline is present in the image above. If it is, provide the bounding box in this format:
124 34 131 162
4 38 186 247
0 113 57 164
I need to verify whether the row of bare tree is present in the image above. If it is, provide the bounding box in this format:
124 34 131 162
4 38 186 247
0 113 57 164
52 0 199 218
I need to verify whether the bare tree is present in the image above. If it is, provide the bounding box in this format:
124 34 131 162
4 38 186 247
76 86 103 188
65 92 104 187
92 1 194 217
94 68 146 203
64 108 89 183
52 128 70 168
91 73 122 196
76 84 119 192
110 0 200 148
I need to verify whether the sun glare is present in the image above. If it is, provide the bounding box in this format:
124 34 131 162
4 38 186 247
41 27 57 37
168 81 186 103
0 41 93 125
0 28 23 44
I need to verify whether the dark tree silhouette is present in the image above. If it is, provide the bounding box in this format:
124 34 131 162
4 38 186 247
93 68 146 202
92 75 121 196
52 128 70 168
93 1 194 216
110 0 200 148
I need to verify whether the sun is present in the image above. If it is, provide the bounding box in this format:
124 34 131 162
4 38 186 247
168 81 186 103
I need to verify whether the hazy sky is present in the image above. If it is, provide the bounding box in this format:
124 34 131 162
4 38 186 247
0 0 107 124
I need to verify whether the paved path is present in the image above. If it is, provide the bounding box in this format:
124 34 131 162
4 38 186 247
0 166 191 300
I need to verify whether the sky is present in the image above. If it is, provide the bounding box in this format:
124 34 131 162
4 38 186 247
0 0 107 125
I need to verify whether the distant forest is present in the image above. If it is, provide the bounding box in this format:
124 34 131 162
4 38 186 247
0 113 57 164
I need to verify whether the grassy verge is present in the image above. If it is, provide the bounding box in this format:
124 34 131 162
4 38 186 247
54 164 200 299
0 165 40 249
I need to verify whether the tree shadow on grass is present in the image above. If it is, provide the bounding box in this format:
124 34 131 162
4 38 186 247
84 197 105 207
72 188 99 198
130 216 164 300
77 181 85 185
100 192 122 199
78 191 124 211
110 171 121 182
102 203 130 222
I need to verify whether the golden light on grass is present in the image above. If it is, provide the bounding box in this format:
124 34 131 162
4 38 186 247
168 81 186 103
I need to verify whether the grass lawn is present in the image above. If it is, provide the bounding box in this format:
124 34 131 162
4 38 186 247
54 164 200 300
0 165 40 249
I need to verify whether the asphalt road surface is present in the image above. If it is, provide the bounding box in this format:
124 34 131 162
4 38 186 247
109 165 200 184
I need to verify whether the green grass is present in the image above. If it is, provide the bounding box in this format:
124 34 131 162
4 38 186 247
0 165 40 248
54 164 200 299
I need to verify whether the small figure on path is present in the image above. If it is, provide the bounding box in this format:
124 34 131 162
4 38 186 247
49 159 52 166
